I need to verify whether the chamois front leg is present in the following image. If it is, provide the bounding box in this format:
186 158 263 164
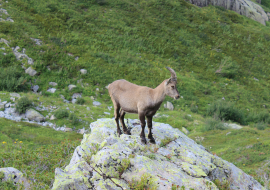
114 106 122 137
120 109 131 135
139 113 147 144
146 116 155 144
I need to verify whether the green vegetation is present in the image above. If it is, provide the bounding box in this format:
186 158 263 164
0 118 82 189
0 66 28 92
202 117 226 131
15 97 32 114
206 100 245 124
76 97 85 105
54 109 69 119
1 0 270 188
130 173 158 190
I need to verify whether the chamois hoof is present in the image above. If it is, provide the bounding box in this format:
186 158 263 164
117 130 122 137
149 138 156 144
124 130 131 135
141 138 147 144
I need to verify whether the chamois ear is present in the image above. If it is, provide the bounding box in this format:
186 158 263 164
166 78 172 85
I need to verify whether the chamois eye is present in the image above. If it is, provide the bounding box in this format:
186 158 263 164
171 86 174 89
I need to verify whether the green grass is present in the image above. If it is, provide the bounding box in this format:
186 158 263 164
1 0 270 188
0 118 82 189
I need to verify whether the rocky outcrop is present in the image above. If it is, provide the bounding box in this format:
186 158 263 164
189 0 268 25
0 167 31 189
52 118 265 190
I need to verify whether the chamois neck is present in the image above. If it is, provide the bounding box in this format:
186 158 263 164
153 80 166 103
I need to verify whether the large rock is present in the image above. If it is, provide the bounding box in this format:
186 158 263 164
0 167 31 189
189 0 268 25
25 109 45 122
52 118 265 190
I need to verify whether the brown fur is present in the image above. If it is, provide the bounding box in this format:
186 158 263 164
108 67 180 144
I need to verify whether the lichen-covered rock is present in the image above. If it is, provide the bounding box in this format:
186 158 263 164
189 0 268 25
52 118 265 190
25 108 45 122
0 167 31 189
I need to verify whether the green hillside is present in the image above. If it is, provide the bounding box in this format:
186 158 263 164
0 0 270 189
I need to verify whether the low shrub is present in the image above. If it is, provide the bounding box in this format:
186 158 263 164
206 100 245 124
69 113 79 125
215 56 239 79
190 104 198 113
0 66 28 92
254 122 267 130
54 109 69 119
76 97 85 105
15 97 32 114
247 111 270 124
202 118 226 131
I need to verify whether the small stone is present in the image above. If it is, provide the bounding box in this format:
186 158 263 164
10 93 20 98
49 82 58 86
5 102 10 108
0 38 9 47
67 53 74 56
64 128 73 132
25 67 37 76
105 85 109 89
75 57 79 61
50 115 56 120
166 101 174 110
72 93 81 99
0 47 5 50
107 106 112 111
77 128 85 134
10 97 15 102
254 77 259 81
86 107 90 111
223 123 242 129
72 99 77 104
60 95 65 99
32 85 39 93
104 112 110 115
96 88 99 91
93 101 101 106
226 132 231 136
68 85 77 91
90 96 95 100
80 69 87 75
47 88 57 93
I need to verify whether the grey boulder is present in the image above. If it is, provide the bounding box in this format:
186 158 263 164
25 109 45 122
52 118 265 190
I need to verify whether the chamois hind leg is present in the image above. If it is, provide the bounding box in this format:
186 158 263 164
139 112 147 144
146 116 155 144
120 109 131 135
112 101 122 137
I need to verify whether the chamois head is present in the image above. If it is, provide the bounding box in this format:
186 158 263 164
165 67 180 100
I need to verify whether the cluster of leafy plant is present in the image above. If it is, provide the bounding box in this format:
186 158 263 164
15 97 32 114
76 97 85 105
54 109 69 119
206 100 245 125
0 65 28 92
202 118 226 131
55 109 79 125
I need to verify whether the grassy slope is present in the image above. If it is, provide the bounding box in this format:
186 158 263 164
1 0 270 188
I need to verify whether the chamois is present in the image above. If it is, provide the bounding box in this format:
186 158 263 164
108 67 180 144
